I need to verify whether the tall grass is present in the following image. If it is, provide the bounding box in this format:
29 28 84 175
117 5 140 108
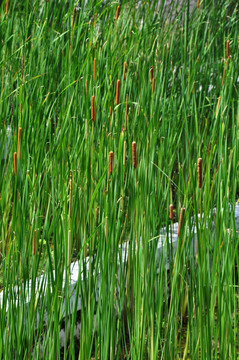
0 0 238 358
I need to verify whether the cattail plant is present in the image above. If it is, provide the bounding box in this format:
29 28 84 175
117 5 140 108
33 230 37 255
68 230 71 266
197 158 202 188
123 141 126 166
177 207 185 237
125 94 128 131
91 95 95 121
132 141 137 169
14 152 17 175
116 79 120 105
109 151 113 175
169 204 174 220
150 66 154 83
6 0 9 14
152 78 155 93
116 6 120 20
93 57 96 80
69 171 73 218
226 40 230 59
123 62 127 80
17 127 21 157
197 0 200 8
216 96 221 117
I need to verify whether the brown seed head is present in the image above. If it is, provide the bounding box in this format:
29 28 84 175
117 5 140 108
132 141 137 169
150 66 154 83
178 207 185 237
197 0 200 8
116 79 120 105
123 62 127 80
169 204 174 220
197 158 202 188
91 95 95 121
109 151 113 174
226 40 230 59
116 6 120 20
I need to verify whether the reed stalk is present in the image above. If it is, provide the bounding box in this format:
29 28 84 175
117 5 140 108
123 62 127 80
93 57 96 81
17 127 21 157
91 95 95 121
116 79 120 105
125 94 128 131
13 152 17 175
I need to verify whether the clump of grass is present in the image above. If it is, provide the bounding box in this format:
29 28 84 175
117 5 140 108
0 0 238 358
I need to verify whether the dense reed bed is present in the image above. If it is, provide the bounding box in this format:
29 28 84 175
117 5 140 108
0 0 238 358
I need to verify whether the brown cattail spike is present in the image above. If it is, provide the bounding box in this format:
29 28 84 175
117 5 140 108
226 40 229 59
123 62 127 80
169 204 174 220
14 152 17 175
132 141 137 169
91 95 95 121
197 158 202 188
178 207 185 237
150 66 154 83
33 230 37 255
116 79 120 105
116 6 120 20
197 0 200 8
93 57 96 80
6 0 9 14
109 151 113 174
17 127 21 156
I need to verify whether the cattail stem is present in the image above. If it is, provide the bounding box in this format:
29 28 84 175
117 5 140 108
150 66 154 83
125 94 128 131
33 230 37 255
116 79 120 105
91 95 95 121
152 78 155 93
109 151 113 175
226 40 230 59
123 141 126 167
197 158 202 188
14 152 17 175
68 230 71 266
169 204 174 220
132 141 137 169
178 207 185 237
116 5 120 20
123 62 127 80
216 96 221 117
93 57 96 80
17 127 21 157
69 171 73 217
